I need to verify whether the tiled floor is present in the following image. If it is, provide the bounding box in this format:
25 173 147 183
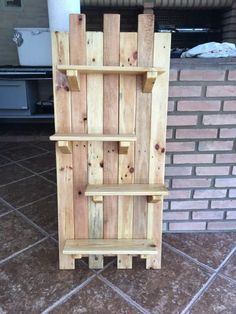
0 142 235 314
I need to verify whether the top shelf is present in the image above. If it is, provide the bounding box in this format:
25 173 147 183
57 65 166 93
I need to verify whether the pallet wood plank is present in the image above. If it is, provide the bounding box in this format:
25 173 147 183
52 32 74 269
69 14 88 240
50 134 136 142
63 239 158 255
118 32 137 269
87 31 104 269
103 14 120 239
146 33 171 269
134 14 154 240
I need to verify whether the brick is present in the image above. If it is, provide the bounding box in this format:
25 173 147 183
226 211 236 219
169 69 178 81
163 201 169 210
203 114 236 125
216 154 236 163
196 166 229 176
194 189 227 199
169 222 206 231
215 178 236 187
229 189 236 197
208 221 236 230
167 115 197 126
169 86 202 98
166 142 195 152
165 155 171 165
166 129 173 139
168 101 175 112
171 200 208 210
180 70 225 81
163 222 167 232
192 211 224 220
165 166 192 176
199 141 233 151
211 199 236 209
220 128 236 138
206 85 236 97
177 100 221 112
223 100 236 111
164 211 189 220
172 178 211 188
166 189 191 200
233 167 236 175
173 154 214 164
228 70 236 80
176 129 217 139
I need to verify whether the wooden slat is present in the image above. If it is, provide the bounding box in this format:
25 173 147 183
52 32 74 269
58 65 165 74
134 14 154 240
58 140 72 154
85 184 168 196
146 33 171 269
63 239 158 255
69 14 88 240
87 31 104 269
118 32 137 269
50 134 136 142
103 14 120 239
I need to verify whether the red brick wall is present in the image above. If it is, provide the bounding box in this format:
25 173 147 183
164 62 236 232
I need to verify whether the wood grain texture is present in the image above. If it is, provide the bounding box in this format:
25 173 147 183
87 31 104 269
146 33 171 269
118 32 137 269
52 32 74 269
69 14 88 240
50 134 136 141
134 14 154 240
103 14 120 239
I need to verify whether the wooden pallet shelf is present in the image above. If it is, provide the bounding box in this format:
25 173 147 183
50 134 136 154
85 184 168 203
57 65 165 93
63 239 158 256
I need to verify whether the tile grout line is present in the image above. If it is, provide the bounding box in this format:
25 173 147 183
163 241 215 273
0 237 48 266
17 192 57 210
218 272 236 285
0 174 35 188
98 274 150 314
181 245 236 314
1 150 50 163
41 273 97 314
0 209 14 218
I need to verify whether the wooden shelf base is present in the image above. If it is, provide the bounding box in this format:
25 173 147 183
63 239 158 256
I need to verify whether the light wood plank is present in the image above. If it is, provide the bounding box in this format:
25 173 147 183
52 32 74 269
69 14 88 240
134 14 154 240
87 31 104 269
66 70 80 91
85 184 168 196
146 33 171 269
50 134 136 142
118 32 137 269
58 65 164 74
58 140 72 154
63 239 158 255
103 14 120 240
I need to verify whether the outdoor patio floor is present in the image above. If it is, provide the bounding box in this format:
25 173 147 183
0 141 235 314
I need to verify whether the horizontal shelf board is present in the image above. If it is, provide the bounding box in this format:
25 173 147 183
63 239 158 255
50 133 137 142
57 65 165 75
85 184 168 196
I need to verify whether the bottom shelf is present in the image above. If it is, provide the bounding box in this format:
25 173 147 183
63 239 158 256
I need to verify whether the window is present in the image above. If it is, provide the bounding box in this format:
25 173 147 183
5 0 21 7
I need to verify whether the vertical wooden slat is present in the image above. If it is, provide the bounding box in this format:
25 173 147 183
146 33 171 269
118 32 137 269
103 14 120 239
87 32 104 269
133 14 154 239
52 32 74 269
69 14 88 239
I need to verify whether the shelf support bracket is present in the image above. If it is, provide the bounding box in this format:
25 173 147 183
119 141 130 154
66 70 80 91
143 71 157 93
92 195 103 203
58 141 72 154
147 195 161 203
